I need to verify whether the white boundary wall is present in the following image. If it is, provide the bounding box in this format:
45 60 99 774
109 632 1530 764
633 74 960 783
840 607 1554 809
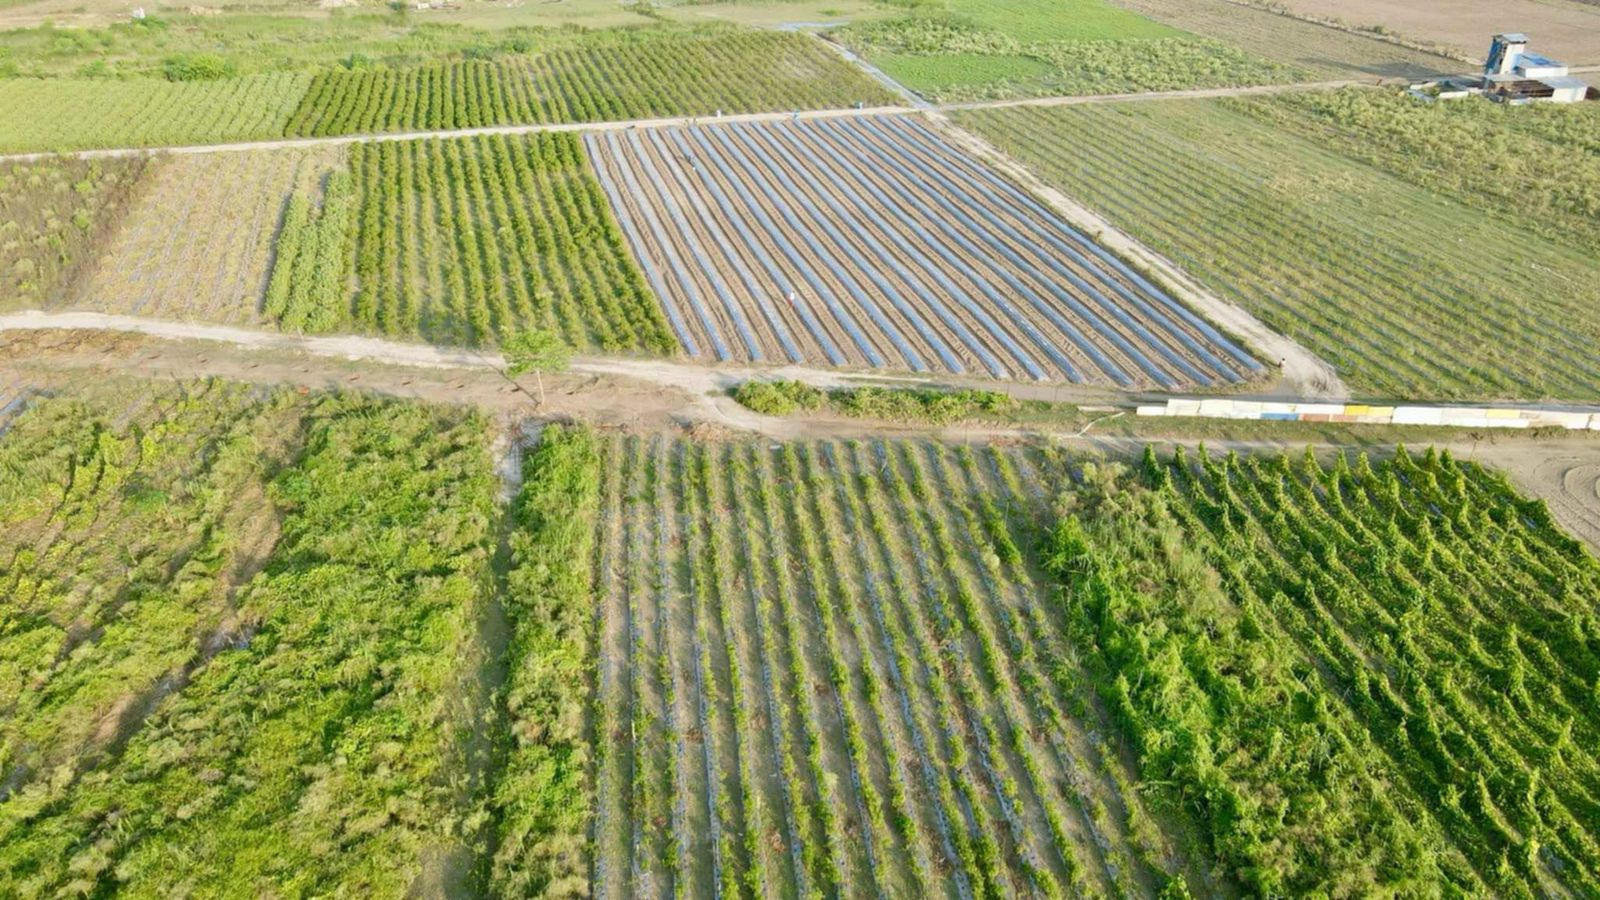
1139 398 1600 431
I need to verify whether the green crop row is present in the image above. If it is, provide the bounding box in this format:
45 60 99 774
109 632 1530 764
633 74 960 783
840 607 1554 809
1042 444 1600 896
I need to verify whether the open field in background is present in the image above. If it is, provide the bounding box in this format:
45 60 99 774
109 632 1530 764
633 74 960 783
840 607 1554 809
255 132 674 350
1111 0 1459 79
0 74 309 154
956 96 1600 401
0 156 149 309
836 0 1301 101
588 115 1260 387
72 147 337 324
1055 444 1600 895
1270 0 1600 65
1241 89 1600 256
587 433 1191 898
0 29 893 154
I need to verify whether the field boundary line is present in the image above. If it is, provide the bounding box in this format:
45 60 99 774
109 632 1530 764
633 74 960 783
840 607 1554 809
0 79 1372 163
938 79 1366 112
806 31 935 110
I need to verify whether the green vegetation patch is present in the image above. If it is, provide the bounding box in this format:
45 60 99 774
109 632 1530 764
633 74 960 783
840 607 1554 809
839 10 1297 101
1044 444 1600 895
956 98 1600 401
945 0 1178 42
0 156 149 308
286 30 893 137
734 379 1016 425
491 424 602 896
871 51 1054 93
0 381 610 895
0 73 308 153
0 385 497 893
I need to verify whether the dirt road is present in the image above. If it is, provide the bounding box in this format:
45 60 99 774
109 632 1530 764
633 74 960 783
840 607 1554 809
0 80 1366 166
5 323 1597 554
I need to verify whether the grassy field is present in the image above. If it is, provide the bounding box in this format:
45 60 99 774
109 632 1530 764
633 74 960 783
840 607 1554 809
956 95 1600 402
0 74 309 154
1111 0 1458 79
1051 444 1600 895
836 0 1299 101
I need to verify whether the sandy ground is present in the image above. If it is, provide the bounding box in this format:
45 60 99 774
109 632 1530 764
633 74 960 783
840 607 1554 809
1274 0 1600 65
1475 444 1600 553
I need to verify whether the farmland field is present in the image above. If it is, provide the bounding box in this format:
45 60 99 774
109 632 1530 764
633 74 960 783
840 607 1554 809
0 156 149 310
0 74 309 154
286 31 897 138
1111 0 1458 79
586 433 1190 897
255 132 674 350
1051 444 1600 895
73 148 336 323
956 97 1600 400
587 115 1261 387
837 0 1299 102
0 30 894 154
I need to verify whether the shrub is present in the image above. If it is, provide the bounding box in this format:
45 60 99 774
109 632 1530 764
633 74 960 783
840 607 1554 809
733 379 824 416
161 52 234 81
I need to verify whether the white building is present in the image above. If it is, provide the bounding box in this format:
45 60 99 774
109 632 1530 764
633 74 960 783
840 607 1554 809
1482 33 1591 103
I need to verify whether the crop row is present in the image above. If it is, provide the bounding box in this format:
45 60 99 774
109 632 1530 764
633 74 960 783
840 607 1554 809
587 434 1172 897
286 32 894 138
0 385 502 894
1043 443 1600 896
588 115 1258 387
957 99 1600 400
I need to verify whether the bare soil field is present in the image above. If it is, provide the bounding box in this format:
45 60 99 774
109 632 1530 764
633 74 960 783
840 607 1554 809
1273 0 1600 65
72 147 339 324
1114 0 1461 78
587 115 1262 389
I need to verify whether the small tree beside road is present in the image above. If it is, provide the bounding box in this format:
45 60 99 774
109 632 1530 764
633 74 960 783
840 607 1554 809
503 330 573 406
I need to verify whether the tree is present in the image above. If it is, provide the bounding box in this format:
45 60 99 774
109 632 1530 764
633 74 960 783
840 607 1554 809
503 329 572 405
